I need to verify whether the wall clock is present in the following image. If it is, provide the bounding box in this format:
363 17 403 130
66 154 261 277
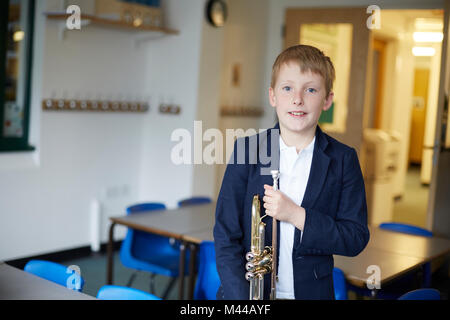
206 0 227 27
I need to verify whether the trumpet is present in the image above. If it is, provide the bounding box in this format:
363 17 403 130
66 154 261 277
245 170 280 300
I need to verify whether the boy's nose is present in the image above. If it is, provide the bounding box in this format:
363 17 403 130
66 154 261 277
292 93 303 106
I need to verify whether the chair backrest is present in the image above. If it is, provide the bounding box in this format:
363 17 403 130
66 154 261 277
127 202 166 215
121 202 169 261
178 197 212 207
194 241 221 300
24 260 85 292
398 288 440 300
333 267 348 300
379 222 433 237
97 285 162 300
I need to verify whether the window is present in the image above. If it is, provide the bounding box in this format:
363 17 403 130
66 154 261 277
0 0 35 152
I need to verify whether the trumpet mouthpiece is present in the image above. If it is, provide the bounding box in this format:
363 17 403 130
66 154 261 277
270 170 279 179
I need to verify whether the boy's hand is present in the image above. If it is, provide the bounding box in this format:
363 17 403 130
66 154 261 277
263 185 306 231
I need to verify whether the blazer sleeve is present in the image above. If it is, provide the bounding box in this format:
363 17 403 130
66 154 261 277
299 148 370 257
213 139 250 300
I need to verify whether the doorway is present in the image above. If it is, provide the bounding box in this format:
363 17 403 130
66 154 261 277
373 9 443 228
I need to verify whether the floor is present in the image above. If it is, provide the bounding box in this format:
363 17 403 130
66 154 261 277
63 251 189 299
392 165 429 228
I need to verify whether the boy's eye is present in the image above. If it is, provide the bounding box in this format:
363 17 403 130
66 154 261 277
282 86 292 92
306 88 317 93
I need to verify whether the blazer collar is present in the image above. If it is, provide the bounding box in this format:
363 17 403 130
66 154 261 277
258 123 331 209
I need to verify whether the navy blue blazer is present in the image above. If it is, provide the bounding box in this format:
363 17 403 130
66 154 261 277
213 124 370 300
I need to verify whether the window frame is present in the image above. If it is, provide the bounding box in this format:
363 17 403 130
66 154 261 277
0 0 35 152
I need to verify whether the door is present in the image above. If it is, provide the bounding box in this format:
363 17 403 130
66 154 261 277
284 8 372 154
427 0 450 237
372 38 387 130
409 68 429 165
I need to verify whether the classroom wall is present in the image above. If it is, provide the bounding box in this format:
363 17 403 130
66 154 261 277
216 0 270 196
191 16 225 199
0 0 448 261
0 0 210 261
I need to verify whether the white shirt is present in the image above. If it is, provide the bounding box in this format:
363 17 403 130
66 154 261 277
276 135 315 299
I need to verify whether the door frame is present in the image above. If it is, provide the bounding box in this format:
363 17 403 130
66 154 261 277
426 0 450 235
284 7 372 154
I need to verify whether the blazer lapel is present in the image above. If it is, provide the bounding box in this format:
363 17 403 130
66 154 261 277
301 126 330 209
294 126 330 248
256 124 281 255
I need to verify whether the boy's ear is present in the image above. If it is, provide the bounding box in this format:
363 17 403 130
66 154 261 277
322 92 334 111
269 87 276 107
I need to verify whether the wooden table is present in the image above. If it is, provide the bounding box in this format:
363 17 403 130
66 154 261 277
108 203 450 299
366 225 450 261
107 203 216 299
0 262 96 300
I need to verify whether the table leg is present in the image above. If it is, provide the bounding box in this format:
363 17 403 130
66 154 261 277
107 222 116 285
178 241 186 299
187 243 199 300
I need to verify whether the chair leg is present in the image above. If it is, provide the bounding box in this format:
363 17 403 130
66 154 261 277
126 271 138 287
161 277 177 300
423 263 432 288
149 273 157 294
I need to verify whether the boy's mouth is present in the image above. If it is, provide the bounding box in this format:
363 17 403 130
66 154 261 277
288 111 307 118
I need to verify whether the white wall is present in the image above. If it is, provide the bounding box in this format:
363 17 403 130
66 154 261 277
216 0 270 195
138 0 206 208
0 0 211 261
191 17 225 198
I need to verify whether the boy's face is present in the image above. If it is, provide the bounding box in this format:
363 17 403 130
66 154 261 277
269 62 333 139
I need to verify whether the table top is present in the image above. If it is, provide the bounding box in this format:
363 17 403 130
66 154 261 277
333 248 424 287
110 203 216 240
0 262 96 300
366 225 450 261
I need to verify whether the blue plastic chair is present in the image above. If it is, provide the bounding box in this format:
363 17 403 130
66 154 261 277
97 285 162 300
194 241 221 300
24 260 85 292
398 288 440 300
380 222 432 288
119 202 189 299
333 267 348 300
379 222 433 237
178 196 212 207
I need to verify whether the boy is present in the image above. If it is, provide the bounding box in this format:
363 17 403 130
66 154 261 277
213 45 370 300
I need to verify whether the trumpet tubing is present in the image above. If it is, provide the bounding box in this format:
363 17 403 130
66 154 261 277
245 195 273 300
245 170 280 300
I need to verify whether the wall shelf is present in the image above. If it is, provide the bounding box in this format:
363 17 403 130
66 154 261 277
44 12 179 41
42 98 150 113
220 106 264 118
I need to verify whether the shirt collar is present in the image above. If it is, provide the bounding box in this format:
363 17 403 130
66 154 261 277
279 135 316 153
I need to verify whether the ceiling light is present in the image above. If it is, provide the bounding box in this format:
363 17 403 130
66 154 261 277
414 18 443 31
412 47 436 56
413 32 443 42
13 30 24 42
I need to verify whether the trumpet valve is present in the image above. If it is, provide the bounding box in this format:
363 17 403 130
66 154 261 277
245 252 255 262
245 261 255 272
245 271 256 281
